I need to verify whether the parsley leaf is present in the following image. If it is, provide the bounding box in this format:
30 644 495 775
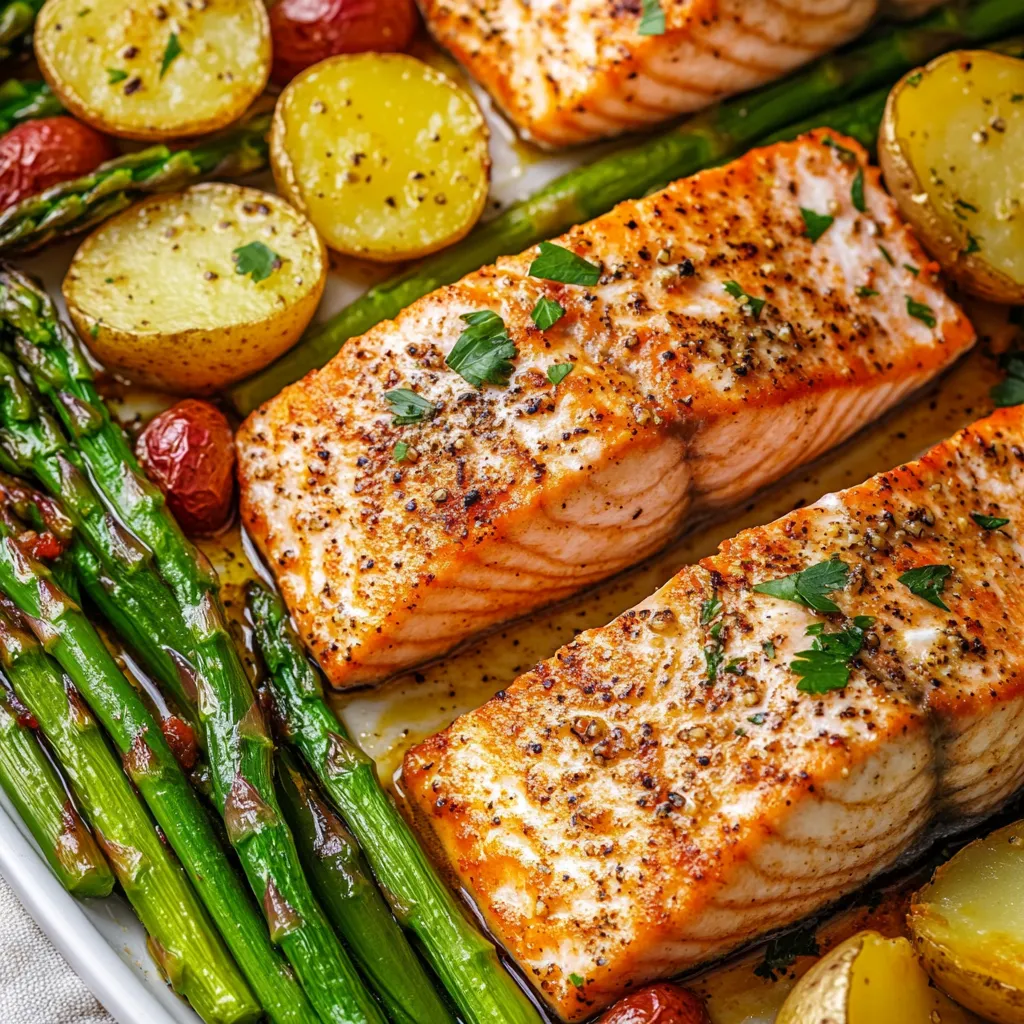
547 363 574 386
855 286 878 298
748 712 766 725
800 207 834 243
529 241 600 286
851 167 865 213
906 296 936 328
906 71 923 87
393 441 411 462
972 512 1010 530
753 558 850 613
964 233 981 255
446 311 518 387
992 351 1024 407
792 617 874 694
160 32 181 78
568 973 584 988
531 296 565 330
106 68 128 84
384 389 436 425
723 280 766 320
899 564 952 610
232 241 281 283
762 639 775 659
754 926 820 981
878 243 895 266
700 595 723 625
904 263 919 276
822 136 858 164
637 0 665 35
705 645 724 685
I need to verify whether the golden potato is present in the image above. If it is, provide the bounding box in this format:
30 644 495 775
776 931 980 1024
35 0 270 140
271 53 490 261
909 820 1024 1024
880 49 1024 302
63 183 326 394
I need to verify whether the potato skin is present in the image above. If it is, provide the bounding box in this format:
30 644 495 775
595 984 711 1024
136 400 236 537
270 0 419 84
0 117 114 211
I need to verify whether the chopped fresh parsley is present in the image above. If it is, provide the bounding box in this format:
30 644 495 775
904 263 920 276
384 389 436 425
972 512 1010 530
964 233 981 255
528 241 600 286
723 280 766 321
724 659 745 675
547 363 574 386
446 311 518 387
822 136 857 164
704 643 724 685
748 712 766 725
878 243 895 266
232 241 281 283
637 0 665 35
762 639 775 659
851 167 865 213
700 595 723 625
855 286 878 298
106 68 128 84
568 973 585 988
906 71 923 87
393 441 411 462
531 295 565 330
906 296 936 328
954 198 979 213
160 32 181 78
753 558 850 613
899 564 952 611
791 616 874 694
753 926 821 981
800 207 834 243
992 350 1024 407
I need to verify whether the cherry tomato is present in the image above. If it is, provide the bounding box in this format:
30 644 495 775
596 984 711 1024
270 0 419 84
0 117 115 211
136 400 236 537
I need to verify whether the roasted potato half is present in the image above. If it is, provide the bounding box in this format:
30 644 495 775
880 49 1024 302
35 0 270 140
776 931 979 1024
64 183 327 394
909 820 1024 1024
271 53 490 261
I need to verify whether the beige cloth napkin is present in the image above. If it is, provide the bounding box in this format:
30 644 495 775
0 874 113 1024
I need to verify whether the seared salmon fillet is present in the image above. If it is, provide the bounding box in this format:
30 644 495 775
237 132 974 691
420 0 877 146
403 405 1024 1019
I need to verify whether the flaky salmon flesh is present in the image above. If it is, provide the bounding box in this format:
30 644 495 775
420 0 884 147
404 405 1024 1020
238 132 974 691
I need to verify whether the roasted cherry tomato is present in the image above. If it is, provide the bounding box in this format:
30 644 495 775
136 399 236 537
0 116 114 211
270 0 419 84
596 984 711 1024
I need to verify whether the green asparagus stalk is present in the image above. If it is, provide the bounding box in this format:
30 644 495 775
230 0 1024 414
0 601 258 1023
0 109 271 252
0 681 113 897
0 80 63 135
0 0 43 61
248 582 539 1024
275 747 455 1024
0 267 388 1024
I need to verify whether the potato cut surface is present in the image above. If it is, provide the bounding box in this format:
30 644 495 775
36 0 270 139
271 53 490 261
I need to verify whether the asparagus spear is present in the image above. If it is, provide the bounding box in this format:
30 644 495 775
276 747 455 1024
230 0 1024 414
0 268 388 1024
249 582 539 1024
0 109 270 252
0 0 43 61
0 600 258 1023
0 80 63 135
0 681 113 897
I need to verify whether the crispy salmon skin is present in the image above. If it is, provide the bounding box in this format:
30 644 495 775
404 406 1024 1019
420 0 878 147
237 131 974 690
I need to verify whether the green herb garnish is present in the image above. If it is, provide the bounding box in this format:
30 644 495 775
791 617 874 694
547 363 574 386
762 640 775 659
232 241 281 283
851 167 865 213
393 441 411 462
531 296 565 330
855 286 878 298
753 558 850 613
878 243 895 266
700 595 723 625
160 32 181 78
106 68 128 84
723 280 766 320
384 389 436 426
800 208 834 243
529 241 600 286
906 296 936 328
964 233 981 255
822 136 858 163
754 926 821 981
638 0 665 35
446 311 518 387
992 351 1024 407
972 512 1009 530
568 973 585 988
898 564 952 611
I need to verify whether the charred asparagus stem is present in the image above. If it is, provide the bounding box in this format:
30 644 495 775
249 582 539 1024
0 266 387 1024
276 747 455 1024
0 682 113 897
0 601 257 1023
0 80 63 134
0 110 270 252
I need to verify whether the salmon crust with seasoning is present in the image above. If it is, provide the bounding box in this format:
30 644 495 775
419 0 878 147
236 131 974 691
403 405 1024 1020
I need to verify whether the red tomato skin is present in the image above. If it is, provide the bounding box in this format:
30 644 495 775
136 400 236 538
596 984 711 1024
270 0 419 84
0 117 115 211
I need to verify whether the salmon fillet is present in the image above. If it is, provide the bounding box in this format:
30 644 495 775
403 405 1024 1019
237 131 974 691
420 0 878 147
